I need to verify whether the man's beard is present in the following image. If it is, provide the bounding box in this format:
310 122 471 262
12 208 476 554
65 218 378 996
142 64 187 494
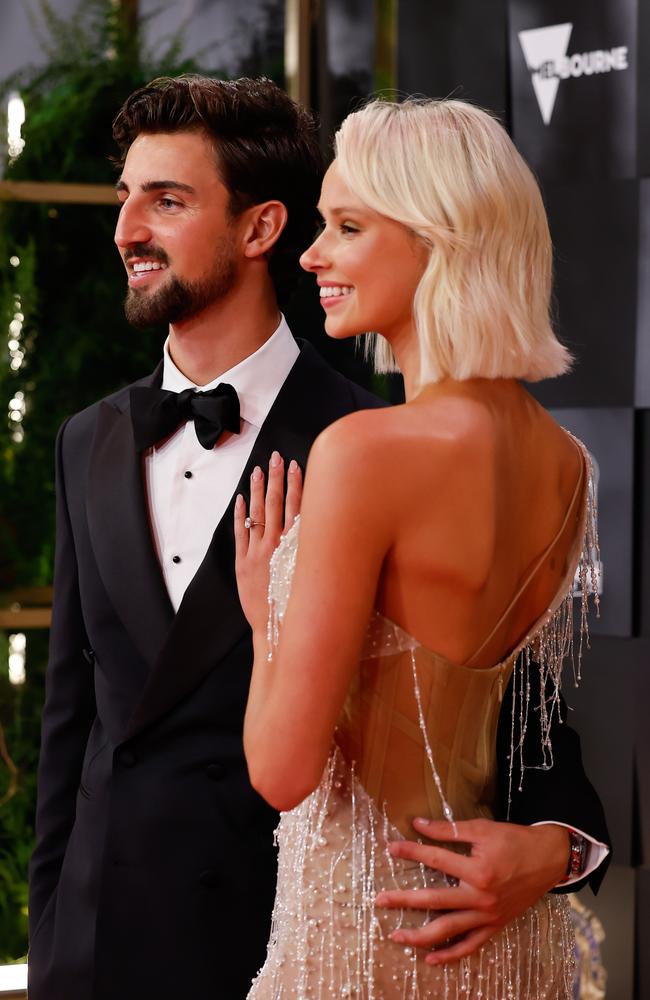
124 237 238 328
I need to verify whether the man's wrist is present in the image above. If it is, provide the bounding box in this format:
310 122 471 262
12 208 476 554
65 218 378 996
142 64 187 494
561 829 588 883
531 821 611 887
529 823 571 888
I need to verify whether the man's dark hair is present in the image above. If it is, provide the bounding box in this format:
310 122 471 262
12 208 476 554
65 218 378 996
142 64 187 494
112 75 323 309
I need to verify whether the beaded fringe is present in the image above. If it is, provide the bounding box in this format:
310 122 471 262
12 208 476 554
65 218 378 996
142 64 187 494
505 442 600 815
253 441 599 999
249 744 576 1000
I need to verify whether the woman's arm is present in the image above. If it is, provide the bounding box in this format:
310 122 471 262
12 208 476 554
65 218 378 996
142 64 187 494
235 416 393 812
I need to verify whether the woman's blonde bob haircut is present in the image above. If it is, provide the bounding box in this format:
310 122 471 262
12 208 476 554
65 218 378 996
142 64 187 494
334 98 572 384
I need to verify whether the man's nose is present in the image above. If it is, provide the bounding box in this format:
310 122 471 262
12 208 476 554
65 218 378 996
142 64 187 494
114 201 151 250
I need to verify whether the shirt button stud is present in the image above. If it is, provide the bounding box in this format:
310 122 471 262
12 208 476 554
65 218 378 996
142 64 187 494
172 555 181 564
184 470 193 479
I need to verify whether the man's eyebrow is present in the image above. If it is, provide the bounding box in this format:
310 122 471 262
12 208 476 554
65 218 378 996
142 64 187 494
114 179 196 195
141 180 196 195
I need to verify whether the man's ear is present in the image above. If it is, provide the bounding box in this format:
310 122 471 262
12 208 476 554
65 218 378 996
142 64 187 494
242 200 288 259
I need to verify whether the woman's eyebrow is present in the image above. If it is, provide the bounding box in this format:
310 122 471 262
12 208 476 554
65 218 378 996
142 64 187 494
316 204 362 217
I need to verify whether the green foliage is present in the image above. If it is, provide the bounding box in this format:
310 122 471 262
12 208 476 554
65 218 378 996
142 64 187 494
0 632 47 962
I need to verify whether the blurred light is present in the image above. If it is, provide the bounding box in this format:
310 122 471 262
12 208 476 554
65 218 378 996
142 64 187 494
9 256 19 267
8 633 26 685
6 279 27 429
7 92 26 160
7 298 24 373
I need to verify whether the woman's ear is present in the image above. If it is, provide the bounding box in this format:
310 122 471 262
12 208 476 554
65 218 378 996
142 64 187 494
242 200 288 259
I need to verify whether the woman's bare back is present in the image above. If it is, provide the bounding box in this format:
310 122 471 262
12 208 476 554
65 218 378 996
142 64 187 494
373 378 585 668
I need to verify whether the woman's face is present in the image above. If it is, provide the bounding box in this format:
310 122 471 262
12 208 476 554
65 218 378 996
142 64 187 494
300 162 428 347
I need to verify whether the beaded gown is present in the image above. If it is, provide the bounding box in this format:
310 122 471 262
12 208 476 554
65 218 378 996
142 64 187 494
248 439 599 1000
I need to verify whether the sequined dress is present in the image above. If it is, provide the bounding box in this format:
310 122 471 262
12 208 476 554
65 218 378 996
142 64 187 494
248 440 599 1000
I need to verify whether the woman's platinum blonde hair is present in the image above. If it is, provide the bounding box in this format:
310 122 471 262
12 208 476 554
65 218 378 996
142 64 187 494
334 98 572 384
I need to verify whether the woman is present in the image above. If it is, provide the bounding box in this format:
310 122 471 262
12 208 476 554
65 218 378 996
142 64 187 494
234 98 599 998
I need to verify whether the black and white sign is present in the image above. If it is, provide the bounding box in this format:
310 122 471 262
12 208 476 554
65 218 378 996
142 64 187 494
509 0 637 179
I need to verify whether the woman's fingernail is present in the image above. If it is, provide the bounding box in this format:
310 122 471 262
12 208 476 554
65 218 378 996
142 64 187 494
270 450 282 468
413 817 429 828
390 932 404 943
289 459 298 473
252 466 263 481
387 842 398 855
375 893 387 906
235 494 244 509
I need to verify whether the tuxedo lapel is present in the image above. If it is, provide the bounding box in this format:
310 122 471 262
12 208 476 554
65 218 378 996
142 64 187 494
87 366 175 672
124 341 347 739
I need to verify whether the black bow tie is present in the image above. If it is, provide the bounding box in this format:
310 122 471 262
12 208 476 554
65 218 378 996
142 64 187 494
130 383 241 451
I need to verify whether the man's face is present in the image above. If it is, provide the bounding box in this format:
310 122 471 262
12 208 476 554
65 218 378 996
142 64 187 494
115 130 240 327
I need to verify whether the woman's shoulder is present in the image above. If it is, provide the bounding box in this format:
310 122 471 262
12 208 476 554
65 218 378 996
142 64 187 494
310 394 495 478
310 405 396 464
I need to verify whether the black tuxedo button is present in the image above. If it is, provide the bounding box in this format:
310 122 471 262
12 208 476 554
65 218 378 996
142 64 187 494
172 554 181 564
199 869 221 889
206 763 226 780
118 748 137 768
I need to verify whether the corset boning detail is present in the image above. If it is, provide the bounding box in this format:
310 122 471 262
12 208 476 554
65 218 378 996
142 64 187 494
338 633 513 838
247 503 600 999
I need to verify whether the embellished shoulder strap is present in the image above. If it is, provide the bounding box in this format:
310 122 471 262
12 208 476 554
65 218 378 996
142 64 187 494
465 444 587 668
505 437 600 815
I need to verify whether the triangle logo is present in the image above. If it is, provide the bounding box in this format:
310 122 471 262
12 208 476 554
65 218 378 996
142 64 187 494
518 23 573 125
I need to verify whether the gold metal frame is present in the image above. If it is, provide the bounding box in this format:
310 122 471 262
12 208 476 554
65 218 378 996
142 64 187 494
0 589 53 629
284 0 312 105
0 181 116 205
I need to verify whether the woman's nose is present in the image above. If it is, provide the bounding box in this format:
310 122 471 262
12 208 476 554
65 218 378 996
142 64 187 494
299 230 329 273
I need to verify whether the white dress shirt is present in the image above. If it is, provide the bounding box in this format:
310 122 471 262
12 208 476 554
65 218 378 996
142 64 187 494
144 315 299 612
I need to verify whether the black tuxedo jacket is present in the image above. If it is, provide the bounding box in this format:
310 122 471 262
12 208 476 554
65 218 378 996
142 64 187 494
28 340 609 1000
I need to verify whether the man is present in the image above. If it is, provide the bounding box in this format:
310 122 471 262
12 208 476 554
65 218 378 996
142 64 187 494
28 75 609 1000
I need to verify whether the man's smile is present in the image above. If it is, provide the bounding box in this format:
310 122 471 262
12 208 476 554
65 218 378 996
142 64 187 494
126 258 169 287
